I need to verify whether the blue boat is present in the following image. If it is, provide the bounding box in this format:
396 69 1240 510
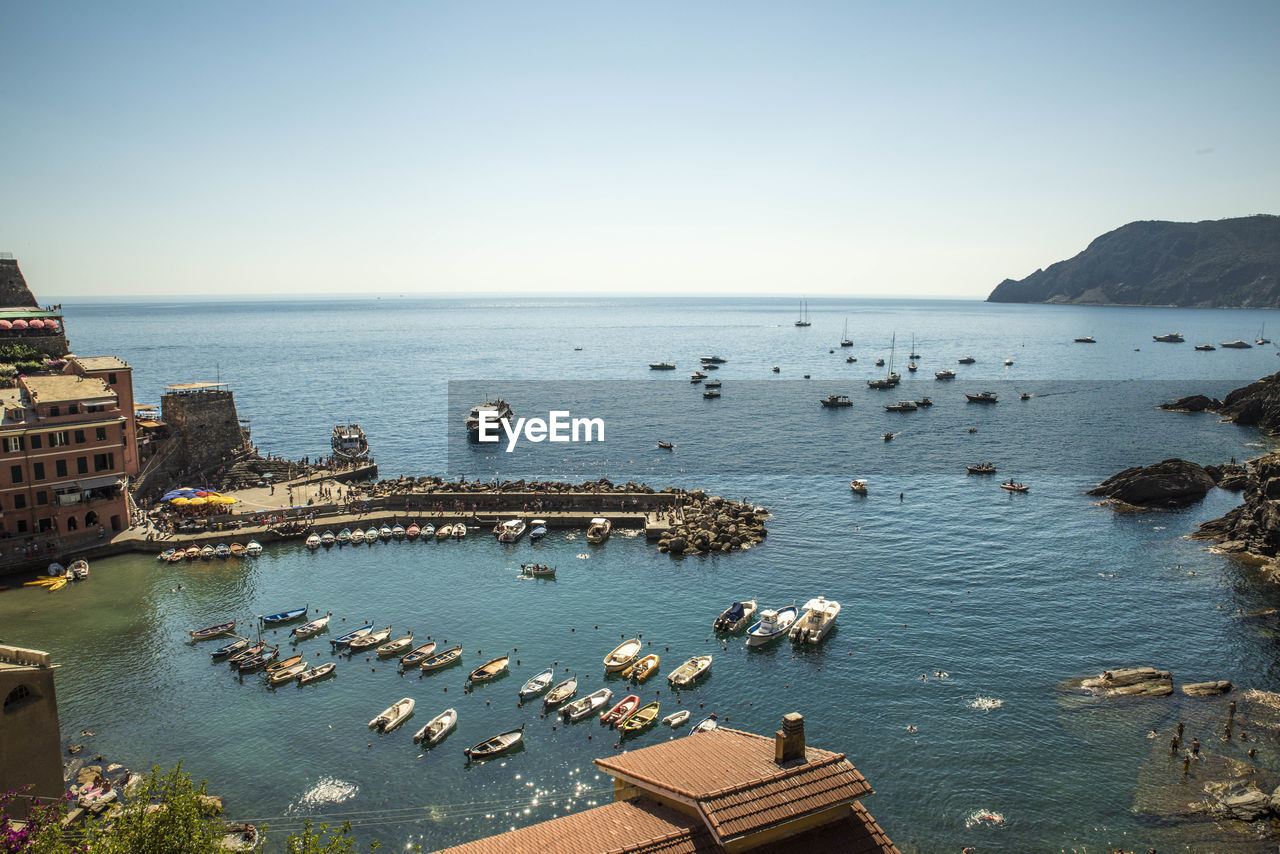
330 622 374 648
260 605 308 626
529 519 548 541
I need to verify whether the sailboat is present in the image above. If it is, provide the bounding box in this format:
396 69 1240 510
794 300 811 327
1259 325 1271 346
839 318 852 347
909 334 920 360
867 333 900 389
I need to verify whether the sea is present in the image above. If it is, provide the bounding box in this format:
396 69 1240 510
5 296 1280 853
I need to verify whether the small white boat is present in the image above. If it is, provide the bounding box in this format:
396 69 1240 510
849 479 868 494
529 519 547 541
561 688 613 722
587 517 611 543
200 545 216 559
435 524 453 539
935 369 956 380
519 668 555 700
69 559 90 580
391 525 406 539
453 524 467 540
691 713 719 734
245 541 263 556
369 697 415 733
422 524 436 541
305 534 322 550
713 600 757 633
320 531 335 547
214 543 231 559
667 655 712 688
663 710 690 728
790 596 840 645
603 638 642 672
746 606 799 647
364 527 379 541
414 708 458 745
497 519 527 543
290 613 331 639
350 528 366 544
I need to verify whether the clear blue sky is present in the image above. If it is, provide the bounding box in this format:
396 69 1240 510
2 1 1276 299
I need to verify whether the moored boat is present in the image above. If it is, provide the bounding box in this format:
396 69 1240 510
414 708 458 745
713 600 757 633
453 524 467 540
336 529 351 545
184 546 200 560
305 534 322 551
649 361 676 370
291 613 331 639
376 633 415 658
245 541 263 556
236 648 279 673
268 660 307 686
667 655 712 687
435 524 453 539
586 517 612 543
496 519 527 543
190 621 236 641
543 676 578 708
378 526 393 541
624 653 659 683
392 525 406 539
330 623 374 648
618 701 660 734
364 526 379 542
229 543 247 558
468 655 510 683
561 688 613 722
348 626 392 652
1222 340 1253 349
422 524 436 541
260 605 308 626
211 638 250 659
214 543 231 559
601 694 641 727
1153 332 1184 343
399 640 438 669
958 356 976 364
69 559 90 579
746 606 799 647
528 520 547 541
420 644 462 672
691 714 719 734
264 654 303 675
603 638 642 672
965 391 998 403
819 394 852 408
663 709 690 728
884 400 917 412
519 667 555 700
226 644 266 667
369 697 414 733
296 662 336 685
935 369 956 380
320 531 335 547
1195 344 1216 351
790 596 840 644
406 524 420 540
200 545 216 560
464 724 524 761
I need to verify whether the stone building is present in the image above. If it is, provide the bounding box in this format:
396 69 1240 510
0 645 64 820
0 256 68 358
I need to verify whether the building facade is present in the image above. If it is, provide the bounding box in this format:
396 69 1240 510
0 645 64 820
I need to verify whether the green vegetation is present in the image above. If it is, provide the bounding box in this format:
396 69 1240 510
0 343 44 365
0 765 388 853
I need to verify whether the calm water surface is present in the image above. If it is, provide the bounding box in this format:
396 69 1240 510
6 297 1280 852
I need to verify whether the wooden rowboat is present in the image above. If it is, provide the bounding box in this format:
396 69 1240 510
519 668 555 700
329 623 374 648
265 654 303 675
619 701 661 734
236 648 279 672
296 662 336 685
464 724 524 761
468 655 509 683
211 638 250 659
543 676 578 709
268 661 307 686
290 614 331 639
376 634 414 658
190 621 236 641
226 644 265 666
260 605 308 626
399 641 438 669
420 645 462 672
603 638 642 672
348 627 392 652
600 694 641 727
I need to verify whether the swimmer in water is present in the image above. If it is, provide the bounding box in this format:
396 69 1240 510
906 725 917 733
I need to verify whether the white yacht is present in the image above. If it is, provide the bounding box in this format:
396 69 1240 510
790 597 840 645
496 519 527 543
746 605 798 647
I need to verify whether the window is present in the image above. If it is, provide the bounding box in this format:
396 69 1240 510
15 520 27 533
10 465 22 484
93 453 113 472
3 436 23 453
34 491 47 506
51 432 68 447
37 517 52 532
3 684 34 713
49 406 59 417
74 430 85 444
76 457 88 474
32 462 44 480
13 493 25 508
55 459 67 478
96 427 107 441
108 373 117 384
29 435 41 450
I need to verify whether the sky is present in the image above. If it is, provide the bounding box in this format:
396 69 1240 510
1 1 1277 299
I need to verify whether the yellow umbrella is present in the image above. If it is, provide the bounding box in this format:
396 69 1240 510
171 497 191 506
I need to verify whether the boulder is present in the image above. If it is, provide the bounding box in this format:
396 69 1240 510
197 794 223 815
1078 667 1173 697
1182 680 1233 696
76 766 103 786
1087 459 1216 508
1158 394 1221 412
1220 786 1271 821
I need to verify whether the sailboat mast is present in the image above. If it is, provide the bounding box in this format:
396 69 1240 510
888 333 895 376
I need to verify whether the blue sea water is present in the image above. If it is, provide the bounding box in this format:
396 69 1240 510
6 297 1280 852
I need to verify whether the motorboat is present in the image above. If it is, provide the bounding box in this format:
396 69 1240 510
790 596 840 644
332 424 369 461
657 440 675 450
544 676 578 709
700 355 727 364
290 614 331 639
849 479 868 494
391 525 406 540
882 432 894 442
663 710 690 728
691 714 719 734
414 708 457 745
703 389 721 399
846 356 855 363
268 661 307 686
522 563 556 577
261 605 308 626
420 644 463 672
625 654 659 682
336 528 351 545
713 600 758 633
1222 340 1253 349
601 695 641 727
690 374 704 384
819 394 852 408
1001 480 1030 493
220 823 261 853
935 369 956 380
772 365 780 372
468 655 510 683
967 462 997 474
957 356 976 364
466 399 514 439
351 528 366 544
587 517 612 543
703 363 720 370
1020 392 1031 400
875 358 885 367
1074 336 1096 343
603 638 642 672
190 621 235 641
704 380 722 389
667 655 712 687
348 627 392 652
746 606 799 647
320 531 335 547
305 534 321 550
297 662 336 685
464 724 524 761
529 520 547 541
330 623 374 648
399 641 438 669
1153 332 1184 343
916 397 933 407
376 633 415 658
369 697 414 733
561 688 613 722
497 519 527 543
211 638 250 659
884 400 917 412
649 362 677 370
519 668 555 700
1195 344 1216 351
619 702 660 734
378 526 393 541
867 376 899 390
965 391 998 403
1004 358 1014 366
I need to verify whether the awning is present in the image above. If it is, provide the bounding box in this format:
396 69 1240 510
76 475 124 491
137 418 165 428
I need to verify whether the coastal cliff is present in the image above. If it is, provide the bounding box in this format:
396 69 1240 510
987 215 1280 307
1194 452 1280 559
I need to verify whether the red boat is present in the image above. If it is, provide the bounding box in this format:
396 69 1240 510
600 694 641 727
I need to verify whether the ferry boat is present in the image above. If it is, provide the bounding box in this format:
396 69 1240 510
935 369 956 380
790 596 840 644
819 394 852 408
1221 340 1253 349
966 391 999 403
465 399 514 439
884 400 917 412
1153 332 1184 343
331 424 369 461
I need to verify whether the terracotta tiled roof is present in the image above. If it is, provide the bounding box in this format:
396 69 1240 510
595 728 872 842
748 803 901 854
432 797 718 854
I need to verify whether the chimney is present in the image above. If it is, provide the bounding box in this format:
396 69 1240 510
774 712 806 764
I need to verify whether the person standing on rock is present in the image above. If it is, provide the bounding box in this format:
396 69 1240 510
1192 737 1200 757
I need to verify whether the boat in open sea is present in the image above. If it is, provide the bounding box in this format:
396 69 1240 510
1153 332 1184 343
966 391 998 404
465 399 514 440
820 394 852 408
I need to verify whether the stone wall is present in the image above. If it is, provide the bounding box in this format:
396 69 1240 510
0 259 38 307
160 389 249 475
